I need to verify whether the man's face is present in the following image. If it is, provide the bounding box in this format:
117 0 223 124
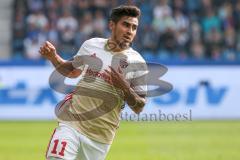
110 16 139 48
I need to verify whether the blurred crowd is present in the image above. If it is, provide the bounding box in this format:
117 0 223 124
12 0 240 61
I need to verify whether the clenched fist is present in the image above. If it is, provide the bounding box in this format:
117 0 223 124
39 41 57 61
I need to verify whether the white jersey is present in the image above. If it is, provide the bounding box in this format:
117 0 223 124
56 38 148 144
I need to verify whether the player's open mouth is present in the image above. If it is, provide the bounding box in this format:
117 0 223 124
123 36 131 42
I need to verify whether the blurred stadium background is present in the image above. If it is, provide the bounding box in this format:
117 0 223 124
0 0 240 160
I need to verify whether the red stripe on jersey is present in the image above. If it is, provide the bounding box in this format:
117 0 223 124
57 92 74 111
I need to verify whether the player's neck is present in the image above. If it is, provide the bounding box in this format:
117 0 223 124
106 38 129 53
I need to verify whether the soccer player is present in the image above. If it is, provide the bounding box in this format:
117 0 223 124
40 5 147 160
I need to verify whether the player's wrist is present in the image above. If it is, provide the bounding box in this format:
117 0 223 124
48 53 58 61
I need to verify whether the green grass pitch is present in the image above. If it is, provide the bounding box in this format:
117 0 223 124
0 121 239 160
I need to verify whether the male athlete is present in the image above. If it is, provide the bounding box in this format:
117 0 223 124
40 5 148 160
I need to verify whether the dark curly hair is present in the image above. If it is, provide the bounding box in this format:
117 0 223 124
110 5 141 23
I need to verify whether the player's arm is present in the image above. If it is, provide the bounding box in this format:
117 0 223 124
122 88 146 114
39 41 81 78
105 66 146 114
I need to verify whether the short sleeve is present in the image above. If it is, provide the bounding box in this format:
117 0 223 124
72 41 89 69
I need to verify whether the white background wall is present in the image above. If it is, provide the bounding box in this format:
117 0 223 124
0 65 239 120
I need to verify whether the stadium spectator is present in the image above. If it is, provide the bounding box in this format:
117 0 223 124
12 0 240 62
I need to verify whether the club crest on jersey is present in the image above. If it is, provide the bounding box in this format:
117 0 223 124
120 59 128 68
90 53 97 58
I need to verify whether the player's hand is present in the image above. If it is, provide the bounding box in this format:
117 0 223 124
39 41 57 61
104 66 130 91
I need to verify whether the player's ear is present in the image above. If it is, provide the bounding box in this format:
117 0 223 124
109 21 115 31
